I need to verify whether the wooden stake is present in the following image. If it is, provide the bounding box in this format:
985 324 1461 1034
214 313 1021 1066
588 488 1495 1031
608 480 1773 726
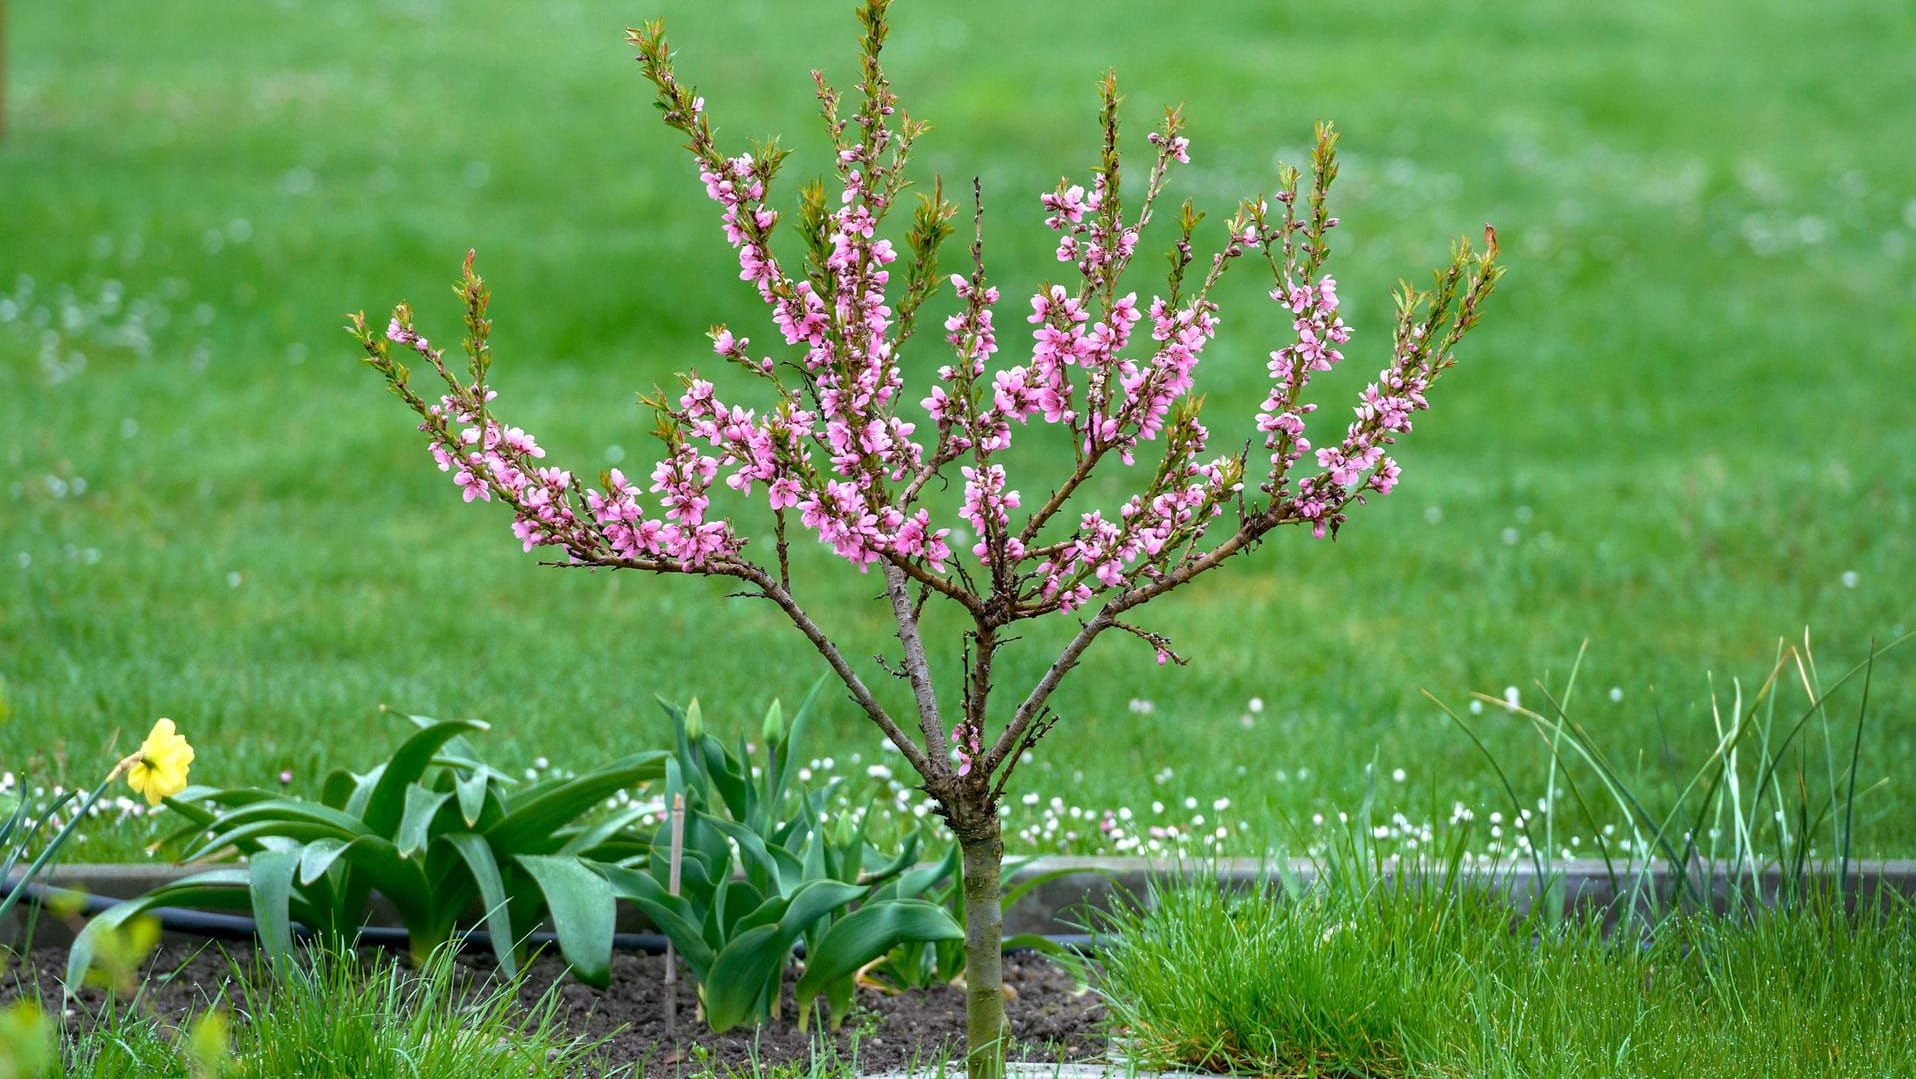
664 792 685 1039
1 0 9 142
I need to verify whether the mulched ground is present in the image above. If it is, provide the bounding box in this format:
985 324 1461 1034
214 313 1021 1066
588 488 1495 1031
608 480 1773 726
7 940 1109 1076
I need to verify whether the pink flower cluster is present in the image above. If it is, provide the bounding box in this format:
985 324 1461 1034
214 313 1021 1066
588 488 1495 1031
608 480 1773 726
399 107 1389 594
959 464 1022 561
920 274 1005 453
1036 443 1230 610
1305 324 1440 523
371 73 1484 659
418 387 582 553
1256 278 1345 471
1044 177 1139 283
952 721 981 777
1012 174 1222 466
580 449 736 566
1254 275 1352 535
681 143 962 573
395 318 744 566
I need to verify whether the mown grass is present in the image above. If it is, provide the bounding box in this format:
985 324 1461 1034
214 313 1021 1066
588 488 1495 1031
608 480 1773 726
2 0 1913 852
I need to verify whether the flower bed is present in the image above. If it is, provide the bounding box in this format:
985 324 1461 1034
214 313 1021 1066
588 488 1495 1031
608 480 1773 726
2 942 1103 1077
12 859 1916 1078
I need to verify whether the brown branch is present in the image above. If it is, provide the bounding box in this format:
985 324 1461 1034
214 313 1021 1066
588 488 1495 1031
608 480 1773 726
1015 444 1111 548
773 508 792 592
983 511 1279 773
881 548 987 617
900 441 966 509
544 537 936 782
964 625 998 733
988 707 1056 805
731 562 936 778
884 562 950 779
1110 619 1187 665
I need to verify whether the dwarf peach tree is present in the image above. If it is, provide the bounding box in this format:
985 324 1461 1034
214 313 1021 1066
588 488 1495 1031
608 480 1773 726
353 2 1499 1072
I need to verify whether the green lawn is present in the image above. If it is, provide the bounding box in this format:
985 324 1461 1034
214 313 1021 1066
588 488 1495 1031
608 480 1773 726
3 1 1913 857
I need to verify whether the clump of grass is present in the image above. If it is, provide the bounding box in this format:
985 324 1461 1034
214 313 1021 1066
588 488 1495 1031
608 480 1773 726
20 995 189 1079
684 1036 864 1079
18 940 615 1079
1096 831 1916 1077
1093 878 1435 1074
227 942 611 1079
1464 894 1916 1079
1090 812 1504 1078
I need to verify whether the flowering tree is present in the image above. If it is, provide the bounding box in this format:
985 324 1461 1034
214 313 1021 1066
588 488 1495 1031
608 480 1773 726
352 2 1500 1071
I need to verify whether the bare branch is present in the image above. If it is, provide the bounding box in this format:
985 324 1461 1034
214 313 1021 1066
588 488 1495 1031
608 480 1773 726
1111 619 1187 665
984 512 1274 772
881 548 988 617
988 706 1057 805
732 562 936 778
774 507 792 592
884 562 950 778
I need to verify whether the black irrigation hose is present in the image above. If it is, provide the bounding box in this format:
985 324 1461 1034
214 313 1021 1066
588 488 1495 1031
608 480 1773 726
10 881 1098 958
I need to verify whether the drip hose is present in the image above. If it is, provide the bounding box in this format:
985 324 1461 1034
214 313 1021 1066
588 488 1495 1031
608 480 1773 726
8 880 1097 957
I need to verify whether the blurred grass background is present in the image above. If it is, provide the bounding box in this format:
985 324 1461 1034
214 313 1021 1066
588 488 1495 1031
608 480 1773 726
1 0 1912 852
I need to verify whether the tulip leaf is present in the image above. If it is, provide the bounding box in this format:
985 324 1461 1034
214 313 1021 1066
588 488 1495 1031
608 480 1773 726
700 812 785 893
186 817 360 863
362 719 487 837
320 769 357 810
598 863 714 978
64 871 253 997
485 752 667 854
444 833 517 978
772 678 826 810
893 843 960 900
396 785 452 858
248 847 300 962
455 767 490 827
774 879 866 945
794 899 963 1009
702 923 786 1032
515 854 615 988
556 804 652 858
862 830 920 887
699 734 752 823
296 838 354 886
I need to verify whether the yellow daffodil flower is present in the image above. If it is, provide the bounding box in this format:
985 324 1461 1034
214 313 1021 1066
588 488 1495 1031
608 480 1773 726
125 717 195 806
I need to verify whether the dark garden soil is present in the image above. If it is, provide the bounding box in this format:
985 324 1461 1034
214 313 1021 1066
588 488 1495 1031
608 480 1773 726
7 940 1109 1076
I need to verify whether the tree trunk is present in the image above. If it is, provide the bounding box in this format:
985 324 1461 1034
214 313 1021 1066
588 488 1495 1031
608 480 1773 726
958 815 1007 1079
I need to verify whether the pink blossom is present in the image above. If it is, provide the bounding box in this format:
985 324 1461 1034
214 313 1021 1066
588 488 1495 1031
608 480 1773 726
365 61 1495 703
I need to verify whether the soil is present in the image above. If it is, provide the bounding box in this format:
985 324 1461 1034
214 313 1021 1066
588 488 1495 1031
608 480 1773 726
6 940 1109 1076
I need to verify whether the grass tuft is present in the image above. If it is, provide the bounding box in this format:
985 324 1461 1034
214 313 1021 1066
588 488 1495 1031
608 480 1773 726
17 940 617 1079
1094 849 1916 1078
228 942 613 1079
